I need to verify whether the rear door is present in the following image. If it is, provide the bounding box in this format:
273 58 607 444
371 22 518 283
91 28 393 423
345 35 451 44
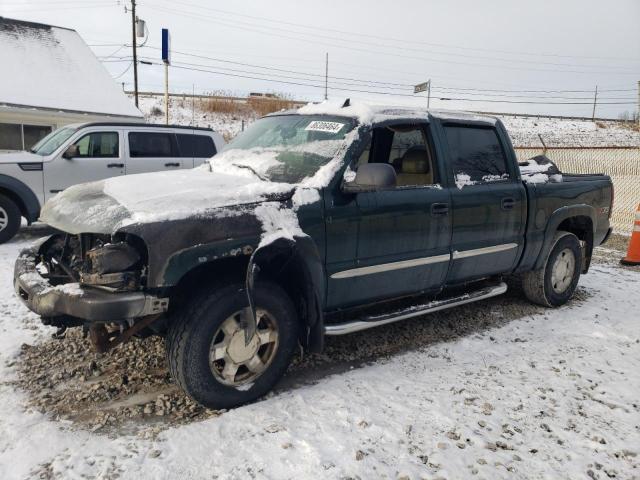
325 122 452 309
439 122 525 283
43 129 124 201
125 131 184 174
176 133 217 168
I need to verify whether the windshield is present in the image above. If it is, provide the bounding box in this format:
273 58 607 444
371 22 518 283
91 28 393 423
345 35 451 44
30 127 78 156
214 115 356 183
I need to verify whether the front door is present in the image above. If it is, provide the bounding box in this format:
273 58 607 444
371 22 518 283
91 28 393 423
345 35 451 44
325 122 451 309
43 130 124 201
440 123 525 283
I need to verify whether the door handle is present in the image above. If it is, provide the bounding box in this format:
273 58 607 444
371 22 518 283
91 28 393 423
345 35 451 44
164 162 180 167
501 197 516 210
430 203 449 217
107 163 124 168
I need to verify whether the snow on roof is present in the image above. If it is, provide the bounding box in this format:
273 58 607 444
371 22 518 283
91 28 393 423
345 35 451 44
0 17 142 118
287 100 497 125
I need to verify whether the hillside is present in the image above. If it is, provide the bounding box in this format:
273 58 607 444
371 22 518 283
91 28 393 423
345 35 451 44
135 94 640 147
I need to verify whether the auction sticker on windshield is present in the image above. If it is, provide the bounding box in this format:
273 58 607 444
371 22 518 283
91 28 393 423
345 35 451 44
305 121 345 134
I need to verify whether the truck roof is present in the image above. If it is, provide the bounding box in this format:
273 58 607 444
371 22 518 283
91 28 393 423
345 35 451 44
270 101 498 126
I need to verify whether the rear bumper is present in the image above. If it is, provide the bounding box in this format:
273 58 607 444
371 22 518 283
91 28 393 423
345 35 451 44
14 246 168 323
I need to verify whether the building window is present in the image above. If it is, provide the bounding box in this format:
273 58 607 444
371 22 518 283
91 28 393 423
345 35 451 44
0 123 23 151
0 122 53 151
24 124 54 150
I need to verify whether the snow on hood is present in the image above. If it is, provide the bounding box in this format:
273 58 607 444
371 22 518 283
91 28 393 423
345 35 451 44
40 127 360 247
0 151 43 164
39 167 295 234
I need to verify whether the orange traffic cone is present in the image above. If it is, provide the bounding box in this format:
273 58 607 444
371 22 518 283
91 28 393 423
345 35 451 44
621 204 640 265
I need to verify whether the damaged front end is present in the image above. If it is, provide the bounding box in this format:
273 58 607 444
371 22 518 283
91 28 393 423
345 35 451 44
14 233 169 353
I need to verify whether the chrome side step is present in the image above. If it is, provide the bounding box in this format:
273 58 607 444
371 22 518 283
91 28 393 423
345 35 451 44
324 282 507 336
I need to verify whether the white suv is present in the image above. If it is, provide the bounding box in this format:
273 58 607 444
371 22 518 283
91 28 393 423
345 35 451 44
0 122 225 243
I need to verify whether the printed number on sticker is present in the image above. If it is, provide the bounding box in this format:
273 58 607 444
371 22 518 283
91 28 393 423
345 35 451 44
305 121 345 134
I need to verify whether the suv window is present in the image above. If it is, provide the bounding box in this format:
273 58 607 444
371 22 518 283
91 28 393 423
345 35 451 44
357 124 437 187
74 132 119 158
176 134 216 158
129 132 175 157
443 125 510 184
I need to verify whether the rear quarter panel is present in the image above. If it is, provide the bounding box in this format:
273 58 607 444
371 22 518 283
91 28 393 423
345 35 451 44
516 176 612 272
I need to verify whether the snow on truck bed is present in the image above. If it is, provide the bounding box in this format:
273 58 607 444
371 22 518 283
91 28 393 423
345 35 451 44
1 237 639 478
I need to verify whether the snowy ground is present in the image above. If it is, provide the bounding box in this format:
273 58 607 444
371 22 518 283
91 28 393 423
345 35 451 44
135 93 640 147
0 228 638 479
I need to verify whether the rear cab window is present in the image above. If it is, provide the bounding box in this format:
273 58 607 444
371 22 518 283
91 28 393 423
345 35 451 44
442 125 510 187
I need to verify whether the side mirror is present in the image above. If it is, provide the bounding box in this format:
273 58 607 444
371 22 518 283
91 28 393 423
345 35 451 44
341 163 397 193
62 144 79 159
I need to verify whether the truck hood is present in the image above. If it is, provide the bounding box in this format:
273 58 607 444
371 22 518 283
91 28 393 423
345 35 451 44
39 167 296 234
0 151 43 164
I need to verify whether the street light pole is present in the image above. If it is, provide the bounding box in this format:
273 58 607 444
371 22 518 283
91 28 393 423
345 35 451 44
131 0 139 107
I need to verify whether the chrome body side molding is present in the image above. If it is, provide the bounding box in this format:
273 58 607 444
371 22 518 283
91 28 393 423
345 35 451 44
330 254 450 279
452 243 518 260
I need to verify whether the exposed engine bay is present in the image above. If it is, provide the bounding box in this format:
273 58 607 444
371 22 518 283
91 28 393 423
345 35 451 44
38 233 147 292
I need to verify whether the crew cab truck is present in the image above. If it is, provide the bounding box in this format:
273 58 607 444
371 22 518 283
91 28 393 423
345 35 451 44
14 104 613 409
0 122 224 244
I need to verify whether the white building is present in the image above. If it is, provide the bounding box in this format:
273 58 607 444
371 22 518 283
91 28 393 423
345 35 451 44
0 17 143 152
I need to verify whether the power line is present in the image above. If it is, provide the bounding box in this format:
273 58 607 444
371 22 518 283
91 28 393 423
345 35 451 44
147 0 640 64
147 4 640 76
130 60 638 105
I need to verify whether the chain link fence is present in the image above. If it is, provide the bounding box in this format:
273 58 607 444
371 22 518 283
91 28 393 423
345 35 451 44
514 147 640 234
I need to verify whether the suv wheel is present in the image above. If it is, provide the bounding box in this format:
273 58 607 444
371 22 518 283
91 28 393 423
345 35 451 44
166 281 299 409
0 194 21 244
522 231 583 307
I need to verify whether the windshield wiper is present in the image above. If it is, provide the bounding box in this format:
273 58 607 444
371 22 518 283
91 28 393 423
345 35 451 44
231 163 268 181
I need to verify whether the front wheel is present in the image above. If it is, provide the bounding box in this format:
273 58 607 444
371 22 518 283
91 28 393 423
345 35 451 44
166 281 299 409
0 194 21 244
522 231 583 307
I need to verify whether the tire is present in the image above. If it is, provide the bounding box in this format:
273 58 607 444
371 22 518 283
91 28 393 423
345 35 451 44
166 281 299 409
522 231 583 307
0 194 21 244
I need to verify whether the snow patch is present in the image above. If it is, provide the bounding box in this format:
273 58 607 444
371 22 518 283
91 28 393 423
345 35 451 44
455 173 476 189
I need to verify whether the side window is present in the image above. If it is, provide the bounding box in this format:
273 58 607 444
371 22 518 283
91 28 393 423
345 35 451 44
129 132 175 157
73 132 119 158
443 125 510 185
176 134 216 158
356 124 437 187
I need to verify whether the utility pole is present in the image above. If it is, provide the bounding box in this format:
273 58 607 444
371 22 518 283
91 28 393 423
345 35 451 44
637 80 640 126
324 53 328 100
131 0 139 107
427 79 431 109
591 85 598 120
164 63 169 125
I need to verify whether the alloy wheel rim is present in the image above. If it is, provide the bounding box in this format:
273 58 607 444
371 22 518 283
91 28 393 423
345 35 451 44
209 308 279 387
551 248 576 294
0 206 8 231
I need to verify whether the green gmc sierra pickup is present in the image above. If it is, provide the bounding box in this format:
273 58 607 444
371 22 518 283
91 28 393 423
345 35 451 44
14 102 613 408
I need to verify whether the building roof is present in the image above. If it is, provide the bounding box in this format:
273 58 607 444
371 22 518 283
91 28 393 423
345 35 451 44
0 17 143 118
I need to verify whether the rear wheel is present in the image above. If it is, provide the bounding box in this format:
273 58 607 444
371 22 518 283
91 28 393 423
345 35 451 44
0 194 21 244
522 231 582 307
166 281 299 409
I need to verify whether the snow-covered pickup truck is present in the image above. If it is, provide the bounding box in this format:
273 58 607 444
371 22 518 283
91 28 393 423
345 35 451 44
0 123 224 244
14 102 613 409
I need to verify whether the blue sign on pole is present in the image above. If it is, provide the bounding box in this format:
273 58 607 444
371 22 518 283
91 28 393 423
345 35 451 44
161 28 170 65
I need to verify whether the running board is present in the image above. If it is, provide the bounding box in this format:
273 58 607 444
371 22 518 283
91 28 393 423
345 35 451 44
324 282 508 336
